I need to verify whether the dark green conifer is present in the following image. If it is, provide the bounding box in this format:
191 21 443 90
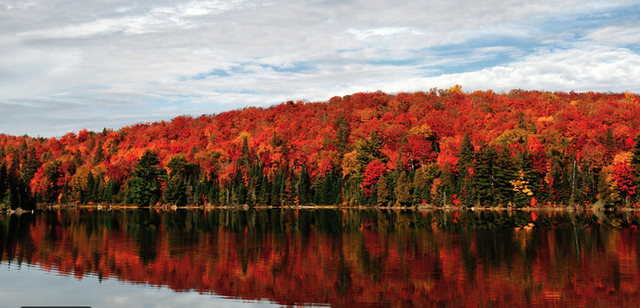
473 143 497 207
129 150 167 206
396 171 412 206
457 133 475 205
377 174 390 206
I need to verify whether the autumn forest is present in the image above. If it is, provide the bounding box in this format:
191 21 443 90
1 87 640 210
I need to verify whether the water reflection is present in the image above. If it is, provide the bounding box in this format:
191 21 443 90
1 209 640 307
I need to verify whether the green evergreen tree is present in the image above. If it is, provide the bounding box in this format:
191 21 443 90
605 127 615 164
438 162 455 206
20 147 40 184
271 172 282 206
103 178 121 203
493 148 513 206
320 173 336 205
575 161 596 205
85 171 95 203
336 116 351 156
0 162 7 209
396 171 412 206
412 167 428 205
457 133 475 204
377 175 390 206
598 167 615 208
297 165 312 204
73 150 83 170
129 150 167 206
473 143 497 207
258 173 271 205
164 176 187 207
92 141 104 165
356 131 386 174
511 148 538 207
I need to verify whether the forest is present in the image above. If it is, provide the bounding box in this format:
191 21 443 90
1 86 639 210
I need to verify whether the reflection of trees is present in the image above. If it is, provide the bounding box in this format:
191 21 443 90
1 209 640 306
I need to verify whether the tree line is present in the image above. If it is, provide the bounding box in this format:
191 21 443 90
1 87 639 209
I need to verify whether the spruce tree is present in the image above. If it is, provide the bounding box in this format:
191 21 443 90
164 176 187 207
396 171 412 206
298 165 312 205
439 162 455 206
85 171 95 203
473 143 497 207
493 147 514 206
412 167 428 205
336 116 351 156
377 175 390 206
457 133 475 205
604 127 615 164
356 131 386 174
0 162 7 208
129 150 166 206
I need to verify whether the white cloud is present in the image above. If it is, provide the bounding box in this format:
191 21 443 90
17 0 251 38
1 0 639 137
585 23 640 46
1 0 37 10
346 27 418 40
414 44 640 93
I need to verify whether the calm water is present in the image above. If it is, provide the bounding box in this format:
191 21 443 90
1 209 640 307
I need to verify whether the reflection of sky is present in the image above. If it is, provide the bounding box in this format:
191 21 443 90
0 0 639 137
0 263 279 308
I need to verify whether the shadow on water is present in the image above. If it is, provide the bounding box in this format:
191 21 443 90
1 208 640 307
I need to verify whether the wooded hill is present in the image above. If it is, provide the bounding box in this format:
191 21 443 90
1 86 639 209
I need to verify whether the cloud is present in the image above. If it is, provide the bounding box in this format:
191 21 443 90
585 22 640 46
17 0 251 38
0 0 639 137
413 44 640 93
346 27 418 40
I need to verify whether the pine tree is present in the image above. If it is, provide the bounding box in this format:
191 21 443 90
297 165 312 205
356 131 386 174
73 150 83 169
20 147 39 184
85 171 95 203
412 167 428 205
129 150 167 206
102 178 121 203
457 133 475 205
575 161 596 205
92 140 104 165
320 173 337 205
493 148 513 206
511 148 538 207
336 116 350 156
605 127 615 164
0 162 7 208
164 176 187 207
377 174 390 206
396 171 412 206
258 173 271 205
598 167 616 208
439 162 455 206
474 143 497 207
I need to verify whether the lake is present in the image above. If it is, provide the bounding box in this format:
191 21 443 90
1 208 639 307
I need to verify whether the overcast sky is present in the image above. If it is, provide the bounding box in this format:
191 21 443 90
1 0 639 137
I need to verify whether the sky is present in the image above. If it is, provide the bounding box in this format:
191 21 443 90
1 0 639 138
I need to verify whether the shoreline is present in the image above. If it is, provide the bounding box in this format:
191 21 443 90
0 203 633 213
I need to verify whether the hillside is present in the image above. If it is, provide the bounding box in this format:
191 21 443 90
1 87 639 209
